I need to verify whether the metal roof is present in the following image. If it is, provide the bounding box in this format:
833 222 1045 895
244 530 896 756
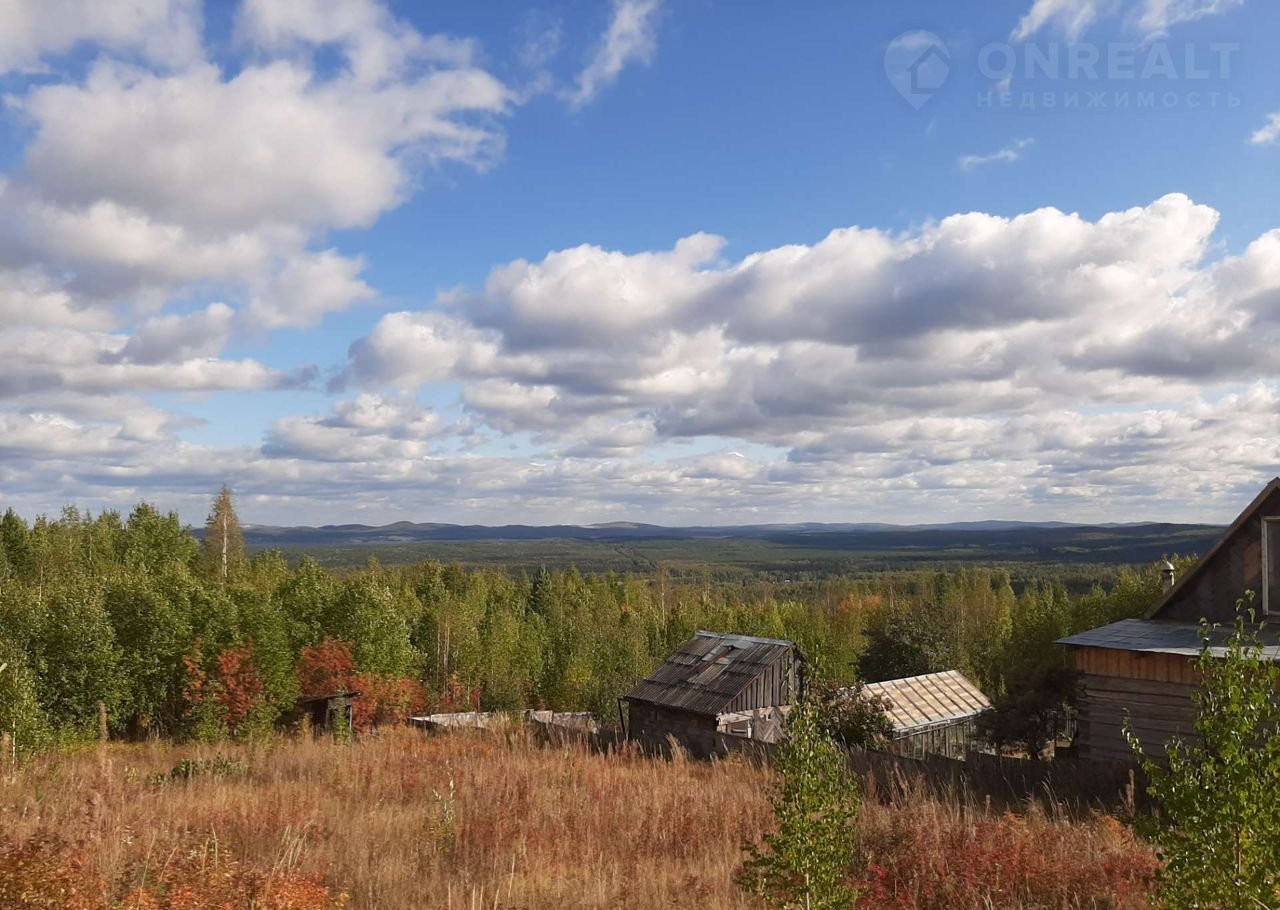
860 670 991 736
621 630 797 717
1058 618 1280 660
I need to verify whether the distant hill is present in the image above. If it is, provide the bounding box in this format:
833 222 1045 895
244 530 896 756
217 518 1226 574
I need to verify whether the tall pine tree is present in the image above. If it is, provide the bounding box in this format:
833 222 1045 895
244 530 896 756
201 486 245 584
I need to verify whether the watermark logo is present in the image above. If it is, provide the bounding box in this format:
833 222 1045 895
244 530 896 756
884 31 1241 112
884 31 951 110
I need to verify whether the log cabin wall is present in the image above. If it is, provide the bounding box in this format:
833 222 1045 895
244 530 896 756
1072 646 1199 762
1157 485 1280 624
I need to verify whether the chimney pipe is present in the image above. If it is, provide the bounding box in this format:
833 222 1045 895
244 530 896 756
1160 559 1176 591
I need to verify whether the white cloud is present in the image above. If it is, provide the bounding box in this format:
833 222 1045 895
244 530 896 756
116 303 235 365
22 60 507 235
325 193 1280 520
1132 0 1246 35
567 0 662 109
248 249 375 329
0 0 514 340
1251 113 1280 146
0 0 202 73
0 0 521 477
237 0 477 85
1014 0 1111 40
1013 0 1245 39
958 137 1035 171
262 394 443 464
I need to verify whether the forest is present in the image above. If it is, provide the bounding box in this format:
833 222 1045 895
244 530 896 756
0 490 1194 755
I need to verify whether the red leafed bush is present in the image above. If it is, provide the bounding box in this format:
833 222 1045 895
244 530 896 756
296 639 356 698
298 639 431 732
213 642 264 735
180 639 207 716
0 837 346 909
0 836 102 910
349 673 430 731
853 804 1157 910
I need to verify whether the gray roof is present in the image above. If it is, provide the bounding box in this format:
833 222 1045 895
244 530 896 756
860 670 991 736
621 631 796 716
1058 618 1280 660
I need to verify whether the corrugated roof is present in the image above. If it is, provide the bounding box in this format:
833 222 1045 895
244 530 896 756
861 670 991 735
1058 618 1280 659
621 631 796 716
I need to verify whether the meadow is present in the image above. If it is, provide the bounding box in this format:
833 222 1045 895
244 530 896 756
0 730 1158 910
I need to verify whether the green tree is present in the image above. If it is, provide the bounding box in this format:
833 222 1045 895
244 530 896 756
814 681 894 750
0 641 50 756
1127 606 1280 909
739 700 861 909
201 486 245 583
124 503 197 571
0 509 31 577
979 666 1079 759
857 600 958 683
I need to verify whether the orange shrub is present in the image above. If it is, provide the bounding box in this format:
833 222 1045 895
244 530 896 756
0 837 346 910
349 673 429 731
854 801 1158 909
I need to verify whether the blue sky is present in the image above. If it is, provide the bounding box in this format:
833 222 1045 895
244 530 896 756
3 0 1280 527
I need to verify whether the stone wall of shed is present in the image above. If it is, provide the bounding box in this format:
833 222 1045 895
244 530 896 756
626 702 720 759
1072 647 1199 762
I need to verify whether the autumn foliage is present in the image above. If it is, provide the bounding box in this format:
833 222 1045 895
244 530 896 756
213 643 265 735
0 731 1158 910
296 639 429 731
0 836 345 910
296 639 356 700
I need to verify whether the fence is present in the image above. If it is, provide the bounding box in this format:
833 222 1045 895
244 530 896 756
715 731 1147 812
438 711 1149 813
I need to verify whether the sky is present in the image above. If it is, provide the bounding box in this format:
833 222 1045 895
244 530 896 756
2 0 1280 528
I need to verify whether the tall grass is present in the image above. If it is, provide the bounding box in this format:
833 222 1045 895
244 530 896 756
0 731 1155 909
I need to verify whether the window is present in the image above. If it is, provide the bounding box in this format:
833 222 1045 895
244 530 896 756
1263 516 1280 617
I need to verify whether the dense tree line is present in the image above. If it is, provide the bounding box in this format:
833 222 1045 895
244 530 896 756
0 493 1181 754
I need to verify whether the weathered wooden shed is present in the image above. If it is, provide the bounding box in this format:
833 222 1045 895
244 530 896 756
861 670 992 760
295 691 359 736
621 631 803 758
1060 478 1280 762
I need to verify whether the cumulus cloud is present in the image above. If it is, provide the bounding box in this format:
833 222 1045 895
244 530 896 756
0 0 517 504
116 303 235 365
0 0 514 355
315 193 1280 520
567 0 662 108
22 59 507 235
0 0 202 73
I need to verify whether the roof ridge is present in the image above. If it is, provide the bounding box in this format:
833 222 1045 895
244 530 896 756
1146 478 1280 619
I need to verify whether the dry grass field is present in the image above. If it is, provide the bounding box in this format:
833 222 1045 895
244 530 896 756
0 730 1157 910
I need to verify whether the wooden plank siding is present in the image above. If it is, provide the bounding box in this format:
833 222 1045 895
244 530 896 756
724 649 799 715
1072 646 1200 762
1155 483 1280 623
1074 646 1199 686
627 702 721 758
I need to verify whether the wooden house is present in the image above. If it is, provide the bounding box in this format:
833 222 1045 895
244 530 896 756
861 670 992 760
620 631 804 758
1059 479 1280 761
